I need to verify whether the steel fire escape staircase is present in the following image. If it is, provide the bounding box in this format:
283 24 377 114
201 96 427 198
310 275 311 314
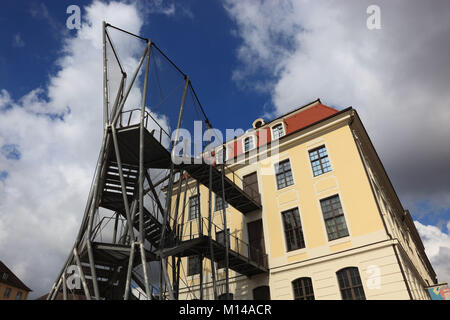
48 22 267 301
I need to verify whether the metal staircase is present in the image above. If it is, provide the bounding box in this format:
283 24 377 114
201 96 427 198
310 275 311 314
47 22 266 300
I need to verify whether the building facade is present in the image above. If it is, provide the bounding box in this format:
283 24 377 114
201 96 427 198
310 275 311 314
0 260 31 300
168 99 437 300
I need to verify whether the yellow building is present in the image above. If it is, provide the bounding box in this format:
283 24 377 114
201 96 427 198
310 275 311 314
0 260 31 300
165 99 437 300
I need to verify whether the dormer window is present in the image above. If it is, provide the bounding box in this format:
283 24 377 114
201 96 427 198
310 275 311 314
272 123 285 139
252 118 265 129
244 136 255 152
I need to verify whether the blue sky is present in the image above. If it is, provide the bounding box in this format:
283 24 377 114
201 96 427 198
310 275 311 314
0 0 449 297
0 0 272 133
4 1 448 226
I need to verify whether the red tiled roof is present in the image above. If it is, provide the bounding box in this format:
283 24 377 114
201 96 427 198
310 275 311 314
0 260 32 292
225 101 339 159
284 103 338 135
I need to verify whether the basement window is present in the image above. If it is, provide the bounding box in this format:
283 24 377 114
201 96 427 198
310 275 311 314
292 277 315 300
336 267 366 300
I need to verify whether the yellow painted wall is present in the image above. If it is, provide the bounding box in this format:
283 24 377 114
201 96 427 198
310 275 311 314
259 123 385 264
0 284 29 300
169 114 403 299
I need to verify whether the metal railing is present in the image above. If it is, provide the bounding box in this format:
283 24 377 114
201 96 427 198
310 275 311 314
117 109 261 207
117 108 171 146
200 150 262 206
91 215 127 244
223 164 261 205
177 217 268 269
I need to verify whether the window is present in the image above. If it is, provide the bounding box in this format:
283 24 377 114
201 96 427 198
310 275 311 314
216 147 226 164
320 195 349 241
336 267 366 300
215 195 228 212
309 145 332 176
244 136 255 152
282 208 305 251
216 229 230 246
243 172 260 203
253 286 271 300
187 255 201 276
188 195 200 220
292 277 315 300
275 159 294 189
402 228 412 251
2 273 8 281
15 291 23 300
254 120 263 128
3 287 11 298
216 229 231 268
272 123 285 139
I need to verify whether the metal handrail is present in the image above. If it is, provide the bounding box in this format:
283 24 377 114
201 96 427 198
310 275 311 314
203 150 262 206
177 217 268 269
91 215 127 243
117 109 261 206
218 160 261 206
117 108 171 146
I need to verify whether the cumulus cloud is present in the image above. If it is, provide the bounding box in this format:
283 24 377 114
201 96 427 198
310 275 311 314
415 221 450 285
224 0 450 227
0 1 145 298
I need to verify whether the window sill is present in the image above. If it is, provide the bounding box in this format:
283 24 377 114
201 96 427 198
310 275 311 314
312 170 333 179
286 247 307 256
327 235 351 245
276 183 295 192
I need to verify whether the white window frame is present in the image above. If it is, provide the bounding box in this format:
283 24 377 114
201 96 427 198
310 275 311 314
215 145 227 164
271 122 286 140
243 135 256 153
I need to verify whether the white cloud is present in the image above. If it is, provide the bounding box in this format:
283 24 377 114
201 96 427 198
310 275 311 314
139 0 194 18
0 0 145 298
0 89 12 108
225 0 450 225
147 0 175 16
415 221 450 285
12 33 25 48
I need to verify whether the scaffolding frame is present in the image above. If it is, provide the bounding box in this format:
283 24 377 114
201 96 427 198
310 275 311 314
48 22 266 300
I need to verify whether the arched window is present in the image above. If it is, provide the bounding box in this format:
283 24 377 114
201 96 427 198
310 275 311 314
244 136 255 152
271 123 285 139
336 267 366 300
253 286 271 300
292 277 314 300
